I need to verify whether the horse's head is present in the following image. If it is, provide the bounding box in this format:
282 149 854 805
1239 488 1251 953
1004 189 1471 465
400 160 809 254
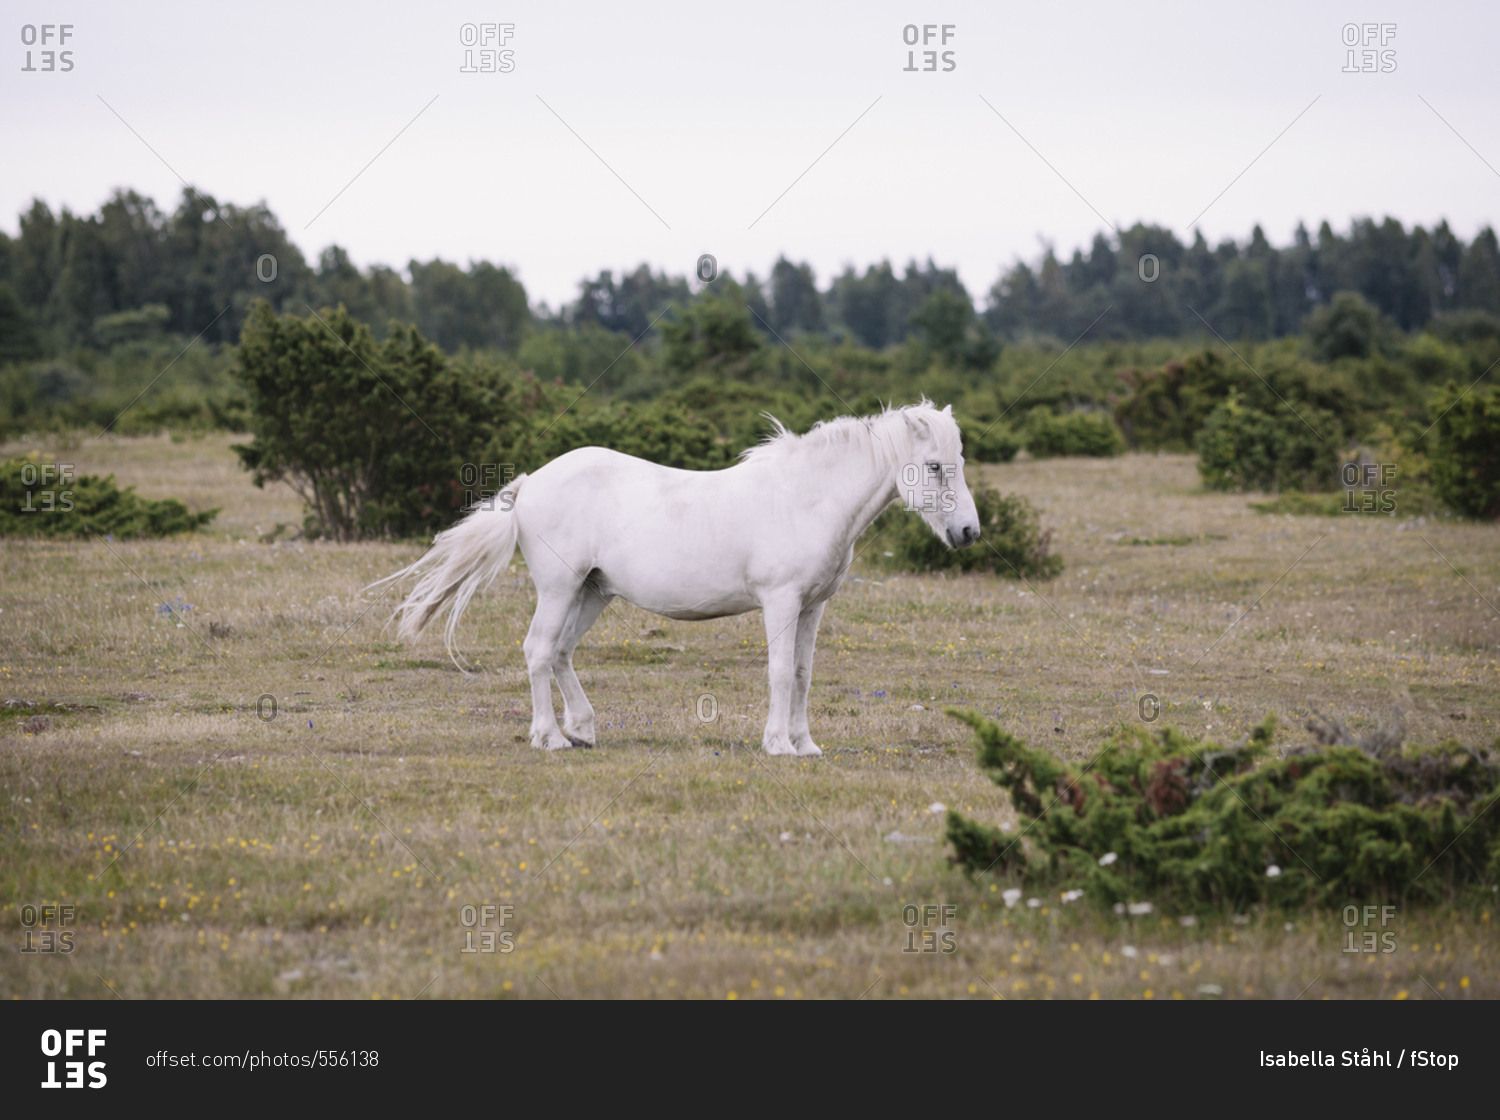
897 402 981 549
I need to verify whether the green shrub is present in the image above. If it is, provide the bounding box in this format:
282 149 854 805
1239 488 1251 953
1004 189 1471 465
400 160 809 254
961 418 1022 463
1428 382 1500 519
232 302 507 540
1024 409 1124 458
945 710 1500 909
0 457 216 538
1304 290 1386 361
1114 348 1381 454
497 400 733 473
1112 351 1239 451
863 485 1061 579
660 295 765 378
1426 309 1500 346
1196 390 1342 492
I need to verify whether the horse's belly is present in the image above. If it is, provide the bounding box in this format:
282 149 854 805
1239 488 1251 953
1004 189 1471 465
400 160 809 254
593 571 759 620
654 604 756 622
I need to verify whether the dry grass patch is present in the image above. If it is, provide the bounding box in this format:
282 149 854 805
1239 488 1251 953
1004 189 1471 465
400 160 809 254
2 437 1497 998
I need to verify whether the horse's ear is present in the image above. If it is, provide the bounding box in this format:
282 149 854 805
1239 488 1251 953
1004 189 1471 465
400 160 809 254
942 404 953 416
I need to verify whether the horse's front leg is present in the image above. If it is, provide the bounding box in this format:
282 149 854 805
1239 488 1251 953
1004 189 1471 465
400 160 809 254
789 601 825 757
759 593 803 756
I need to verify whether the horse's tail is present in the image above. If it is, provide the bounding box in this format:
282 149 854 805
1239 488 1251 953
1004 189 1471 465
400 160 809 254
368 474 528 667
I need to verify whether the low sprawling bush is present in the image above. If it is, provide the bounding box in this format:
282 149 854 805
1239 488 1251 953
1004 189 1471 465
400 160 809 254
863 485 1061 579
1024 409 1124 458
1195 390 1343 492
945 710 1500 909
0 457 216 538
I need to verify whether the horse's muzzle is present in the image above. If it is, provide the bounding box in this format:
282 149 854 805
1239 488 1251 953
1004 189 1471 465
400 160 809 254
948 524 980 548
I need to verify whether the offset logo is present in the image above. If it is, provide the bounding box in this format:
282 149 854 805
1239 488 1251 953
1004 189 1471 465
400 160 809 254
19 903 75 953
459 22 515 72
901 24 956 72
20 24 75 72
41 1029 107 1089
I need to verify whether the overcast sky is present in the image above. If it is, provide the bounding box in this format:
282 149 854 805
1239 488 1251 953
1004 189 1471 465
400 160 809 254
6 0 1498 308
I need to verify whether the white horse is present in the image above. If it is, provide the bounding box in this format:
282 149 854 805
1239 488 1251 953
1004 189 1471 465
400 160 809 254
373 400 981 756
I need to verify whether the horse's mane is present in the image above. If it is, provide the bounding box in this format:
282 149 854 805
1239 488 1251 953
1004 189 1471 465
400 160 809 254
739 399 951 468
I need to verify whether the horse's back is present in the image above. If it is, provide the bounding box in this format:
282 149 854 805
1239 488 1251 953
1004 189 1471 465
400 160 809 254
525 445 747 508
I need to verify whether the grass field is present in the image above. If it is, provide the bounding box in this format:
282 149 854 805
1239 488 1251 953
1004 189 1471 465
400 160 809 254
2 432 1497 999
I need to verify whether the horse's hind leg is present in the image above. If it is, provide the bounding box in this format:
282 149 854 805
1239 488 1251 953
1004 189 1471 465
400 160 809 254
554 584 611 748
523 583 581 751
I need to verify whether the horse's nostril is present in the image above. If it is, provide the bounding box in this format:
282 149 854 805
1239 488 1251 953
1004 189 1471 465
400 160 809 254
962 525 977 544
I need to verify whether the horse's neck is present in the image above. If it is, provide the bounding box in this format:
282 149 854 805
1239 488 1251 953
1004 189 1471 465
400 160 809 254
805 421 903 547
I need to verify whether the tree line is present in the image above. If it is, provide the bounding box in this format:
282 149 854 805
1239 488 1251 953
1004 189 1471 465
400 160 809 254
5 186 1500 364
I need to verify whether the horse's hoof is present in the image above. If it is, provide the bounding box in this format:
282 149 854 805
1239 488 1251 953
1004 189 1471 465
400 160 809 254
794 740 823 758
763 739 797 756
566 735 594 750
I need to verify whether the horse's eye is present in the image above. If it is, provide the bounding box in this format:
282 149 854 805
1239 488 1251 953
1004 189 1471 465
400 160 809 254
926 462 941 475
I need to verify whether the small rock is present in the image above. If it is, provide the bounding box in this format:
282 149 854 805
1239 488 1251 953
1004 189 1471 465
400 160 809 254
1127 901 1154 915
1001 888 1022 908
1098 851 1118 866
1196 983 1223 996
884 830 929 844
928 802 946 814
1122 946 1138 958
279 969 304 982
